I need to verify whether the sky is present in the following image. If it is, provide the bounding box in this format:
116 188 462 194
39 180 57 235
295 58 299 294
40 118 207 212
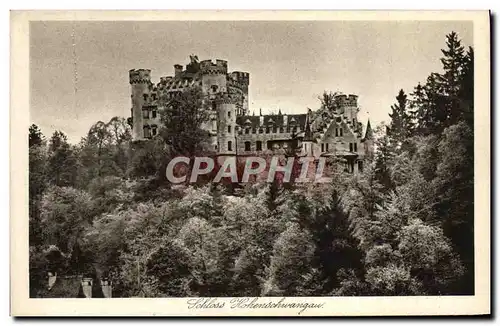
30 20 472 143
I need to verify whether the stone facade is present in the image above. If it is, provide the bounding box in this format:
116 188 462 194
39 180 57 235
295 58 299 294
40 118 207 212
129 55 373 173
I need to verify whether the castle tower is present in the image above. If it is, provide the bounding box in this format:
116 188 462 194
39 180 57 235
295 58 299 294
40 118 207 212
129 69 152 140
216 94 237 155
200 59 228 97
230 71 250 116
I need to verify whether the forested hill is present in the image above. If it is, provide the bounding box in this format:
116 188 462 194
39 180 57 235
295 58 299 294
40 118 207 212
29 32 474 297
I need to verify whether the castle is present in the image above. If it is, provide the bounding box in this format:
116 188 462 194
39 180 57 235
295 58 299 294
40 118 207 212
128 55 373 174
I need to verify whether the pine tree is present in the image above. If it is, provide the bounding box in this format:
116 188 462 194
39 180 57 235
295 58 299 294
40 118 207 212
29 124 44 148
47 131 78 187
437 31 467 126
388 89 414 151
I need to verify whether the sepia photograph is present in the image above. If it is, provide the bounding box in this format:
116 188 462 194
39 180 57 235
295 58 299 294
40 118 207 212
11 10 490 316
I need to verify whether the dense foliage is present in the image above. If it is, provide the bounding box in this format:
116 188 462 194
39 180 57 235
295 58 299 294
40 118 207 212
29 32 474 297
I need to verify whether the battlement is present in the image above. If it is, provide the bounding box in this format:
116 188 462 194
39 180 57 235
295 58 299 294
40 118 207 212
231 71 250 85
215 93 236 104
159 76 173 84
129 69 151 84
200 59 228 74
334 93 358 107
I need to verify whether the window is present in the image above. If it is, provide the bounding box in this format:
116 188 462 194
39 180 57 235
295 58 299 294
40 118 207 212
245 128 250 134
349 143 353 152
256 141 262 151
273 127 277 133
211 85 218 92
279 127 284 133
252 128 256 134
152 94 157 101
326 143 329 151
143 94 148 101
292 127 297 133
321 143 325 152
259 129 263 134
228 125 232 134
266 127 270 134
228 111 231 118
212 101 217 110
335 128 339 137
143 126 151 138
151 125 157 136
267 142 273 150
228 141 232 151
143 110 149 119
245 141 251 151
340 128 343 136
352 118 355 125
354 143 357 152
152 110 157 119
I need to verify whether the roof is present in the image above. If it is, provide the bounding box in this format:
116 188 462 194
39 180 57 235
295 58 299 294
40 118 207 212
236 113 307 129
364 119 373 140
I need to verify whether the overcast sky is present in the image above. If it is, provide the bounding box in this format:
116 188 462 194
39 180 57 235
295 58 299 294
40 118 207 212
30 20 472 143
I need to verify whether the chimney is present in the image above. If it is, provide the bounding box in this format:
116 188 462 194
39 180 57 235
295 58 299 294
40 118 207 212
48 272 57 290
81 277 93 298
101 279 112 298
174 64 183 78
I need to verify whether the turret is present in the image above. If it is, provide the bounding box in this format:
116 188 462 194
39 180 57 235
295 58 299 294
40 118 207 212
201 59 228 97
363 119 374 160
174 64 183 77
129 69 151 140
231 71 250 115
215 94 237 155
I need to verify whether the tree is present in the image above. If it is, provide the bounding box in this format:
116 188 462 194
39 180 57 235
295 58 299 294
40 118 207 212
47 131 78 187
433 121 474 294
29 141 48 245
262 223 316 296
40 186 95 255
29 124 44 148
159 86 212 157
388 89 414 151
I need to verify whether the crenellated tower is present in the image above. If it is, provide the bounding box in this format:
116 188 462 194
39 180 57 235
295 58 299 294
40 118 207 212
129 69 152 140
